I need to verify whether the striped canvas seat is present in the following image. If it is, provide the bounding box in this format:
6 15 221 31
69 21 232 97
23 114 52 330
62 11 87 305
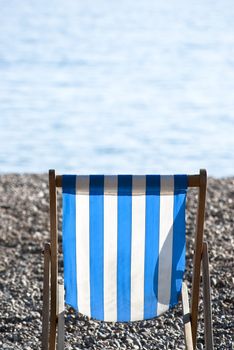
62 174 188 322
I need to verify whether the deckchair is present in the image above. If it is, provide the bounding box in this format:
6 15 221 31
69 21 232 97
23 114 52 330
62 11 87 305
42 169 213 350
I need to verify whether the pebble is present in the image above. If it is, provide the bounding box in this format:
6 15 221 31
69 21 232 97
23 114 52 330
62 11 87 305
0 175 233 349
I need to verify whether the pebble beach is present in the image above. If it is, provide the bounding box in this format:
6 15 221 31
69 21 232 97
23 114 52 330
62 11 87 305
0 174 233 349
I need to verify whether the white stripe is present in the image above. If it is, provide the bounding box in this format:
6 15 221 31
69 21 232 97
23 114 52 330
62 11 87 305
131 176 146 321
103 176 118 321
157 175 174 315
76 176 91 316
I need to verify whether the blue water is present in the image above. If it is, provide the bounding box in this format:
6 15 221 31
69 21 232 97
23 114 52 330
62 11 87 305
0 0 234 176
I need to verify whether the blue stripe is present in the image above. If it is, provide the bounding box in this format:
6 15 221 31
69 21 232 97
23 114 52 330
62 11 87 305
174 174 188 194
117 175 132 321
144 175 160 319
89 175 104 319
169 175 188 307
62 175 78 310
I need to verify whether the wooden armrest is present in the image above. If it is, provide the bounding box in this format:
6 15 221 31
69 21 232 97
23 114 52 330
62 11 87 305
182 282 194 350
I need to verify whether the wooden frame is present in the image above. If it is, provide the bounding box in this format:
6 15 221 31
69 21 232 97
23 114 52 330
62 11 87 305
182 282 193 350
42 169 213 350
202 242 214 349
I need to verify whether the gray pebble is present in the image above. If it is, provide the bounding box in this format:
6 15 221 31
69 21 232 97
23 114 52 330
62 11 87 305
0 175 233 349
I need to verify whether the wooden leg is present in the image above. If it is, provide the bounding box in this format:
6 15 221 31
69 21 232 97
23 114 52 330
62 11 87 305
191 169 207 346
57 311 65 350
42 243 51 350
182 282 194 350
57 283 65 350
49 170 58 350
202 242 214 350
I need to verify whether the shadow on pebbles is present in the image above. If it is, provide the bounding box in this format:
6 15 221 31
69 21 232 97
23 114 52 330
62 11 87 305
0 175 233 349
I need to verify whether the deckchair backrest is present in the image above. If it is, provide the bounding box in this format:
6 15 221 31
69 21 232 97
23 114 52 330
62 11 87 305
62 174 188 322
48 170 206 347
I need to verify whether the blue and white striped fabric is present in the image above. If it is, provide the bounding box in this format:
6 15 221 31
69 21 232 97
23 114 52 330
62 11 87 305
62 175 188 322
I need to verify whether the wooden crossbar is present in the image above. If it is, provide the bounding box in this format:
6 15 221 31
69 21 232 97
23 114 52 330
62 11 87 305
55 174 201 188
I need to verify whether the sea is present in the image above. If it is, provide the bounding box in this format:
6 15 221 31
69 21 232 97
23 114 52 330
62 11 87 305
0 0 234 176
